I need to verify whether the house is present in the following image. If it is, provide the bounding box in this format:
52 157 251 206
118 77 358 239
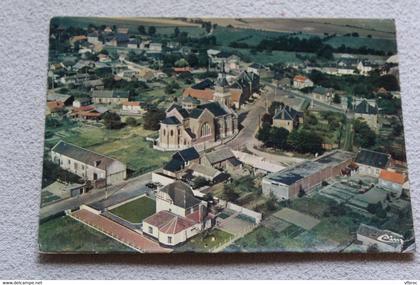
378 170 407 197
293 75 313 89
87 32 99 44
51 141 127 185
353 98 378 130
127 39 138 49
189 162 222 182
357 224 404 252
72 98 92 108
143 181 210 247
92 90 130 105
122 101 143 114
157 101 238 151
355 149 391 177
247 63 265 75
47 100 65 113
69 35 87 47
116 27 129 34
149 43 162 53
262 150 354 200
98 54 111 63
111 34 129 47
202 147 241 171
357 60 377 76
312 86 334 103
181 95 201 111
272 105 301 132
47 93 74 106
70 105 104 121
163 147 201 178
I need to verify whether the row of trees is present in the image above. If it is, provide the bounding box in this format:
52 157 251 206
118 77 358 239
256 122 324 155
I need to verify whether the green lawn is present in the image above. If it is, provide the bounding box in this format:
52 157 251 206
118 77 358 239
176 229 234 252
229 225 307 252
38 216 133 253
109 196 156 223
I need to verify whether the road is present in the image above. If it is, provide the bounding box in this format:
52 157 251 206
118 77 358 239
224 87 307 166
39 172 153 219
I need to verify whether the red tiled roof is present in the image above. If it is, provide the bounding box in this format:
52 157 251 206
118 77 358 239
183 87 214 102
144 211 197 235
47 100 64 111
71 209 170 253
73 105 95 112
293 75 308 82
379 170 407 184
123 101 141 106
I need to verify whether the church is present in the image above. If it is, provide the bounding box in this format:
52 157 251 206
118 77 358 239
156 96 239 151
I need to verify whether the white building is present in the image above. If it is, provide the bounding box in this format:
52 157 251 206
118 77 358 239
51 141 127 185
293 75 313 89
143 181 210 247
122 101 143 113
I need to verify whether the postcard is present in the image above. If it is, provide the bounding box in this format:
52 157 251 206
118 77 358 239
39 17 415 253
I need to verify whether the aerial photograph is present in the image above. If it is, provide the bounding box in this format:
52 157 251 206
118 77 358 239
39 17 415 253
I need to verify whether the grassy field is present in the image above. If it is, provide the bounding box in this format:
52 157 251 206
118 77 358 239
46 123 173 176
110 196 156 223
39 216 133 253
176 229 234 252
229 225 307 252
52 17 204 37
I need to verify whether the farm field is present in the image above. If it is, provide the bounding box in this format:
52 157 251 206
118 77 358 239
39 215 133 253
109 196 156 224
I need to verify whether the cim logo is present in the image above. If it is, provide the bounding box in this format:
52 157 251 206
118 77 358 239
377 233 404 244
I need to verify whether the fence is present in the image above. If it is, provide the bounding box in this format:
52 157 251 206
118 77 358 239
218 199 262 224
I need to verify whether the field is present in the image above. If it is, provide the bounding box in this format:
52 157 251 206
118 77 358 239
45 123 173 176
175 228 234 252
39 215 133 253
210 18 396 39
109 196 156 223
52 17 204 37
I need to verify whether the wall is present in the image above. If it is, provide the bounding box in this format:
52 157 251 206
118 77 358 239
1 0 420 280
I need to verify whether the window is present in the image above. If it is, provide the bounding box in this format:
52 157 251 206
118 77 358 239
68 159 71 165
74 162 78 170
178 129 180 135
81 165 84 170
201 123 211 137
167 236 172 244
148 226 153 234
170 130 174 137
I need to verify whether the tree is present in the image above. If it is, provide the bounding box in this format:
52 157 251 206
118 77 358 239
148 26 156 36
333 94 341 104
353 118 376 148
102 112 123 129
186 53 199 67
138 25 146 34
125 117 138 127
174 27 180 38
269 127 289 149
256 123 271 144
143 109 165 130
222 184 239 202
193 176 209 189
